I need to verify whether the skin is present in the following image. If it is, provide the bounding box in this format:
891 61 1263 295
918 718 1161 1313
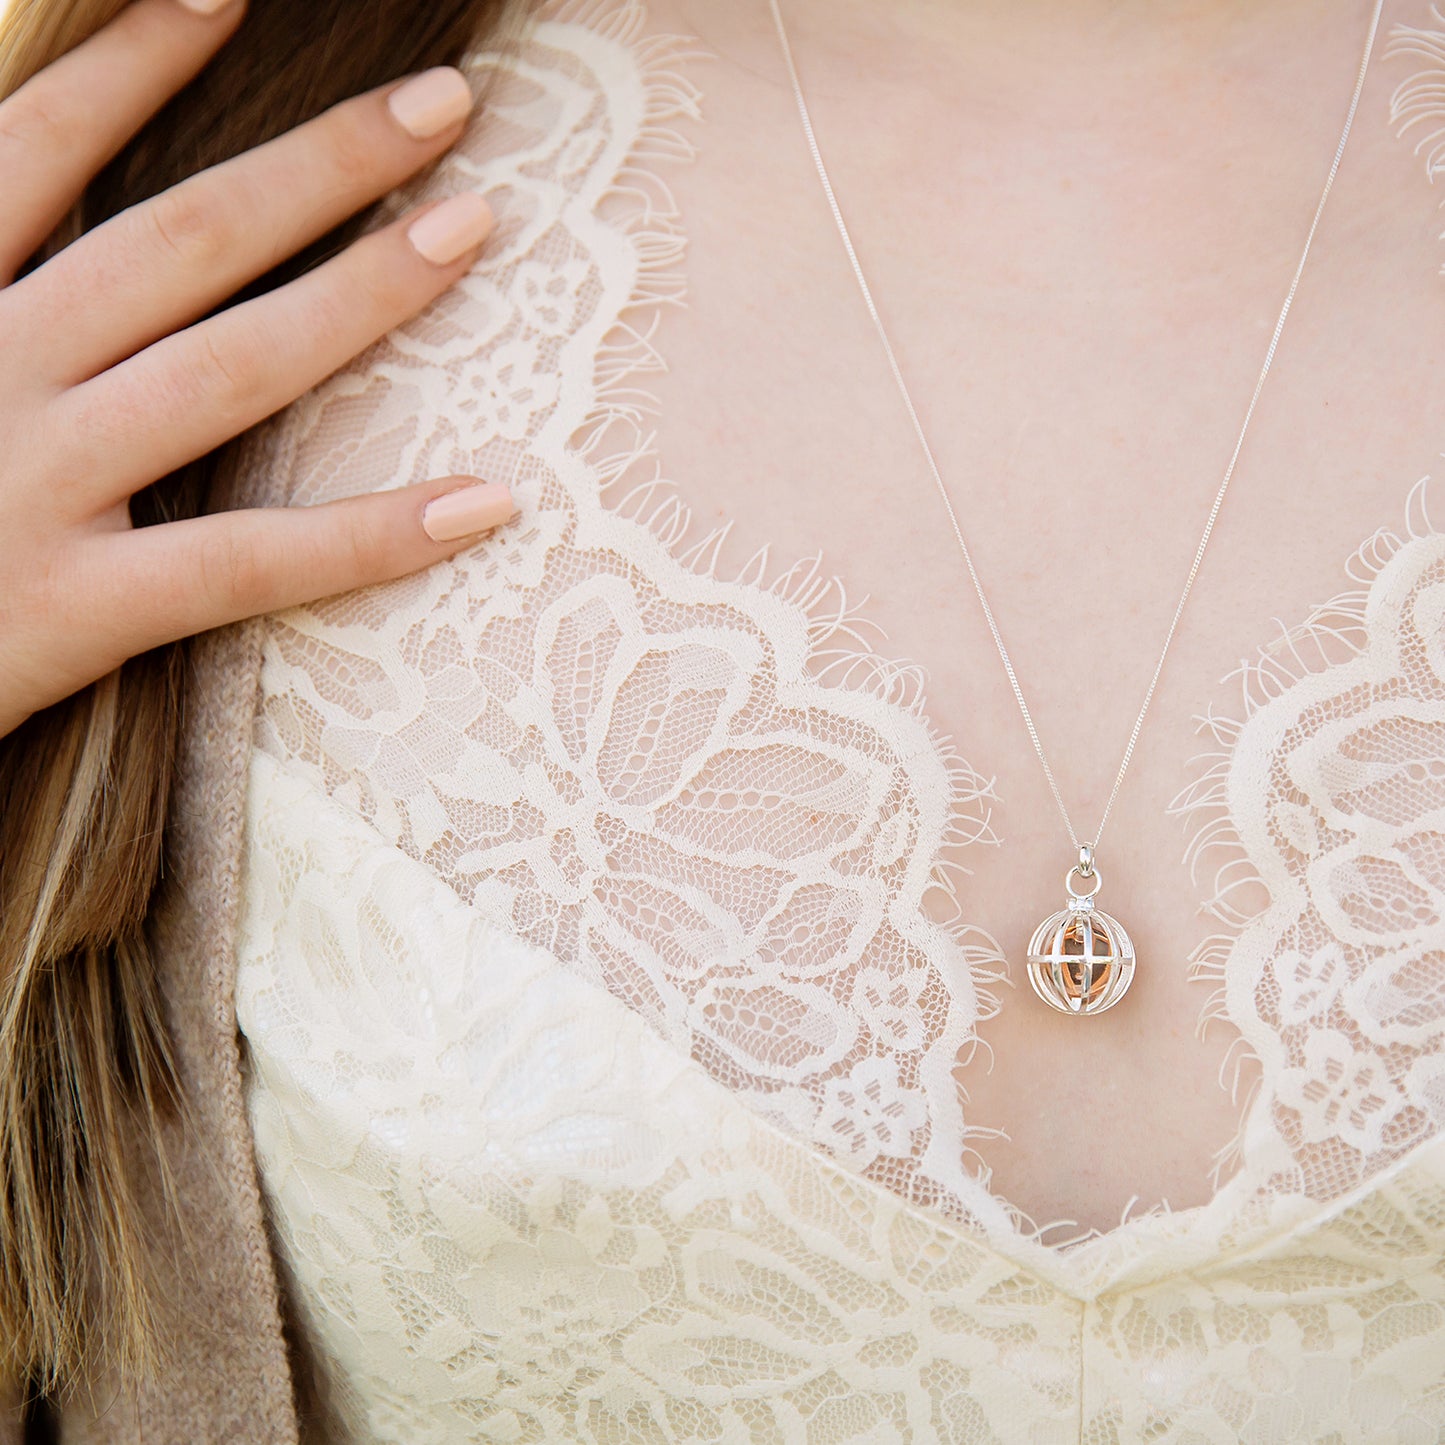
0 0 511 739
641 0 1443 1241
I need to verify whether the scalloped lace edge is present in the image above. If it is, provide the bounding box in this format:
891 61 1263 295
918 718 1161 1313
454 0 1445 1267
535 1 1014 1064
1166 468 1444 1198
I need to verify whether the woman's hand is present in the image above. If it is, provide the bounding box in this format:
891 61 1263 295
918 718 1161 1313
0 0 515 738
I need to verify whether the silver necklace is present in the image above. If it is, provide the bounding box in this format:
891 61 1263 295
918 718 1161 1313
766 0 1386 1015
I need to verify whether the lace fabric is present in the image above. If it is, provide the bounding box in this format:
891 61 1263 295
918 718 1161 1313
233 0 1445 1437
239 754 1445 1442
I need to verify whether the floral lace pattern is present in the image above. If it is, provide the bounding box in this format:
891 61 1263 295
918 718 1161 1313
233 0 1445 1438
239 755 1445 1443
1168 485 1445 1213
249 0 1006 1244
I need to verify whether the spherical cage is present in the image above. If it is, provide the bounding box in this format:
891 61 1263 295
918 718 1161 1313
1025 904 1136 1016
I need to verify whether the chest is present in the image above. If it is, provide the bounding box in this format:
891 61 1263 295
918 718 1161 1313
603 0 1445 1234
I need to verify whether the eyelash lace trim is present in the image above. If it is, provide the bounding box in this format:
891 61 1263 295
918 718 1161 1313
249 0 1023 1254
241 0 1445 1300
1387 2 1445 273
1169 469 1445 1212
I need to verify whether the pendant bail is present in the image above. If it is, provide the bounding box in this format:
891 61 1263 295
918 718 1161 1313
1026 848 1137 1016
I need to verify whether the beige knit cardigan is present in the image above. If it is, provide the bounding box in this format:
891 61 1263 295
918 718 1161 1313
3 27 527 1445
14 547 310 1440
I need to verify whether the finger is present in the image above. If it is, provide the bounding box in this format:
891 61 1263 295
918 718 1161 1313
52 191 494 515
74 476 517 663
15 63 477 384
0 0 245 282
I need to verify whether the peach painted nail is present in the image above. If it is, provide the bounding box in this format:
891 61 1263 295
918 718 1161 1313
407 193 493 265
421 481 516 542
174 0 234 14
387 67 474 139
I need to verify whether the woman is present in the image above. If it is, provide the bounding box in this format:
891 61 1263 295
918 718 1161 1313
2 0 1444 1437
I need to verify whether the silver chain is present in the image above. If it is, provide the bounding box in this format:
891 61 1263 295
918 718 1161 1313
766 0 1386 860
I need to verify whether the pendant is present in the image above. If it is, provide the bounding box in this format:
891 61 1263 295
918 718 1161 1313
1025 846 1136 1016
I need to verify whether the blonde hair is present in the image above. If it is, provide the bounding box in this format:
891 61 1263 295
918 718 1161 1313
0 0 527 1403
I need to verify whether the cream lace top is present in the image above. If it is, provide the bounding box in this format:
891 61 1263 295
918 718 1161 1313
233 2 1445 1439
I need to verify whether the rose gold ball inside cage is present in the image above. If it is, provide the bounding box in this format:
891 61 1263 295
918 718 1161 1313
1025 886 1136 1016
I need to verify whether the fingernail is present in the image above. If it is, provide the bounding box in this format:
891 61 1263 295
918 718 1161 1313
174 0 234 14
422 481 516 542
407 193 493 265
387 67 474 139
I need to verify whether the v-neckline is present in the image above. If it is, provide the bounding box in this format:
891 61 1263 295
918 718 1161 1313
402 0 1445 1294
235 0 1445 1302
536 0 1445 1295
